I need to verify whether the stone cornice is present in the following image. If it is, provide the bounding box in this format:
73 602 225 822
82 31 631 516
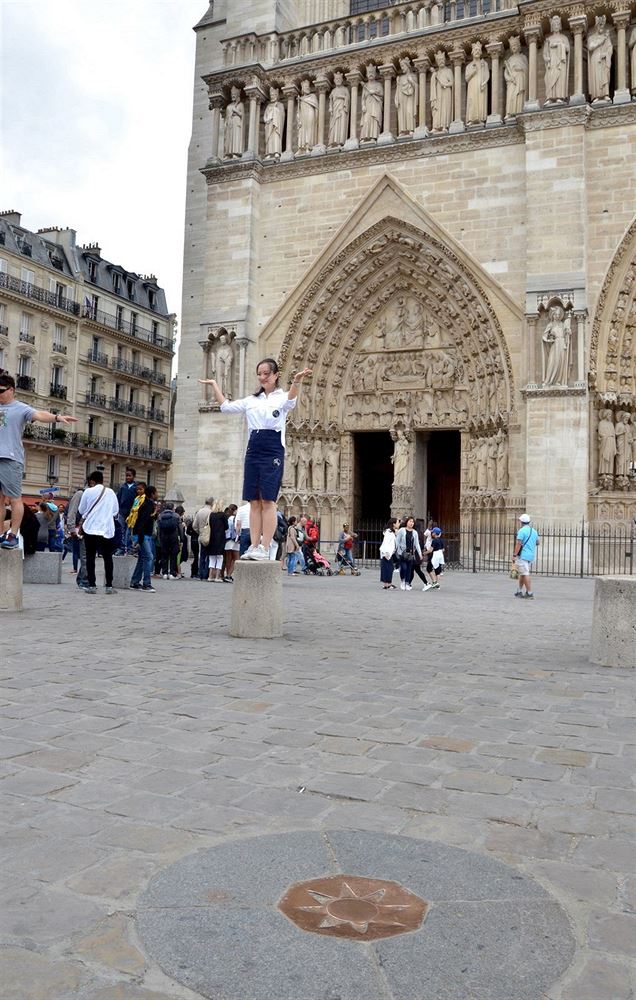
522 385 588 397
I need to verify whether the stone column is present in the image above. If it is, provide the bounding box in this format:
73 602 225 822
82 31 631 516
0 547 22 611
414 55 430 138
281 83 298 161
236 337 249 398
378 64 396 144
486 41 503 126
243 84 265 160
344 69 361 150
208 93 224 163
313 75 329 155
268 33 280 63
525 315 538 388
449 49 465 133
574 311 587 387
612 10 632 104
569 16 587 106
523 26 541 111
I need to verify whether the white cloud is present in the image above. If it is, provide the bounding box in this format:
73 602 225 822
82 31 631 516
1 0 206 339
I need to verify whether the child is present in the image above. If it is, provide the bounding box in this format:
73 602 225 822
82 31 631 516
424 526 444 590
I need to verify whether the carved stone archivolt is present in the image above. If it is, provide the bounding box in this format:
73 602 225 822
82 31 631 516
590 217 636 397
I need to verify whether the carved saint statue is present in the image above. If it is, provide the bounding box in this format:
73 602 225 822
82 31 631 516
598 409 617 477
391 429 412 486
297 78 318 153
395 57 417 135
328 71 350 147
214 333 234 396
360 64 383 141
477 438 489 489
615 411 632 477
587 15 613 102
487 436 498 491
264 86 285 158
504 36 528 117
542 305 572 386
325 440 340 493
495 428 509 489
465 41 490 125
310 437 325 492
543 16 570 104
223 86 244 158
430 50 454 132
296 438 310 491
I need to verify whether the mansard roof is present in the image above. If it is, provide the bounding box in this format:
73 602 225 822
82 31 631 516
0 218 74 278
78 249 170 316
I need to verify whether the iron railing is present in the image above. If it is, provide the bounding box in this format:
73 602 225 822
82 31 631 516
15 374 36 392
82 305 174 352
22 422 172 461
0 272 79 315
49 383 67 399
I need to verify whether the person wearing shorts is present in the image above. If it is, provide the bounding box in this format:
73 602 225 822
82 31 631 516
512 513 540 599
0 373 78 549
424 526 444 590
199 357 311 561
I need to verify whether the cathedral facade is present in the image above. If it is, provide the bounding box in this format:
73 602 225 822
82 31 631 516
172 0 636 539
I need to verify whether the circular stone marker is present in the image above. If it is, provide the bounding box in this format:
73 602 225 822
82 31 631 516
136 830 575 1000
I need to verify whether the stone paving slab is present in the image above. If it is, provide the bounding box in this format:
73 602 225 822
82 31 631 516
0 571 635 998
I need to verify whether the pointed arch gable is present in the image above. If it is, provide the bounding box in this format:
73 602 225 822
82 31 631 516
590 215 636 395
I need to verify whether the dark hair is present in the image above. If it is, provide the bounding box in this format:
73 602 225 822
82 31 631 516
136 481 147 491
175 505 185 515
0 373 16 390
163 502 174 510
288 515 297 526
401 515 415 527
384 518 397 531
147 486 158 499
253 357 280 396
125 467 136 476
88 470 104 484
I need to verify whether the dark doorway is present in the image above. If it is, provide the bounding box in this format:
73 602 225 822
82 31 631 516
427 430 461 529
353 431 393 531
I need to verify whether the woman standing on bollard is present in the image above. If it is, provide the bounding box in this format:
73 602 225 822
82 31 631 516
199 358 311 561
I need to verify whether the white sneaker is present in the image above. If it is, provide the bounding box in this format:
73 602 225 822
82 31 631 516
161 573 168 579
422 584 432 591
406 585 412 590
240 545 257 560
168 574 177 580
249 544 270 562
400 582 406 591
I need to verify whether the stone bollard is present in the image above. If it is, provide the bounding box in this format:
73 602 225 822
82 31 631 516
0 547 23 611
590 576 636 668
230 559 283 638
112 554 138 590
23 551 62 584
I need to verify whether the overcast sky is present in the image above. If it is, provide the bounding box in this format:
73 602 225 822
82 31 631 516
1 0 206 336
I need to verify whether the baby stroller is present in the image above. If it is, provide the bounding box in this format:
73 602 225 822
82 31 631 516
335 548 361 576
303 543 333 576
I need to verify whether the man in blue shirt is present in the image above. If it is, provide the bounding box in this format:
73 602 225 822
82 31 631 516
512 513 540 599
115 467 137 554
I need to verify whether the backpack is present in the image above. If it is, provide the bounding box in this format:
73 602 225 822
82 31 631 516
199 514 211 547
273 513 289 544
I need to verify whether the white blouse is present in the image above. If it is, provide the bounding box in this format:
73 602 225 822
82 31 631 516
220 389 297 447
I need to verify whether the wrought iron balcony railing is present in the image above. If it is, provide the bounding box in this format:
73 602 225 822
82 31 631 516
52 342 67 354
16 374 36 392
49 383 67 400
84 392 107 407
0 271 79 316
82 305 174 352
19 331 35 344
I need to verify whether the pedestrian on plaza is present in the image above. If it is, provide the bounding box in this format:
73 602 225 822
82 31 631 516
207 500 229 581
285 515 300 575
380 518 399 589
294 515 307 573
66 484 88 585
192 495 215 580
35 502 53 550
77 470 120 595
512 513 540 599
223 503 239 581
423 526 444 590
235 500 251 557
199 358 311 561
158 502 181 579
175 505 188 577
129 483 158 592
115 467 137 553
395 515 424 591
0 372 78 550
337 523 360 575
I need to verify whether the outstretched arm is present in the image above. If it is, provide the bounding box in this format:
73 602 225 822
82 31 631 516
32 410 78 425
287 368 312 401
198 378 226 405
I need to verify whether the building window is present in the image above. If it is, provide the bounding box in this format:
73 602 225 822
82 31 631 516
127 425 135 448
21 267 35 286
90 375 99 394
114 382 122 400
0 348 5 369
148 290 156 310
88 260 97 282
18 355 31 376
117 344 124 361
0 302 6 328
129 387 136 404
130 311 138 335
112 272 121 294
88 416 96 437
51 365 63 388
46 454 59 481
151 320 159 342
0 258 7 274
113 421 120 442
126 278 135 300
54 323 65 349
146 468 153 486
148 430 155 450
20 311 30 336
116 305 124 330
91 335 100 354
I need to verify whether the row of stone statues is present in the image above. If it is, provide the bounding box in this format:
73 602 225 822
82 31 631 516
285 436 341 493
220 15 625 159
598 408 636 488
466 430 510 493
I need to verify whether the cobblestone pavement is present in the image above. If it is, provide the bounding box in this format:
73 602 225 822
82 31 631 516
0 569 634 1000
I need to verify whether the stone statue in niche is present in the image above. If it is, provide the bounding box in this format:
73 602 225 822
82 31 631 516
212 332 234 396
495 428 509 489
283 438 296 487
395 57 417 135
465 42 490 125
391 428 413 486
615 411 632 479
264 86 285 158
430 50 453 132
477 437 489 489
542 305 572 386
543 16 570 104
504 36 528 117
598 409 617 479
360 64 383 141
297 78 318 153
325 440 340 492
587 15 613 103
310 437 325 492
328 71 350 147
467 438 479 488
487 435 498 491
223 86 244 158
296 438 310 491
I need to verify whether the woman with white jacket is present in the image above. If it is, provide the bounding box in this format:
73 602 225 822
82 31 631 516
395 515 424 591
379 518 399 589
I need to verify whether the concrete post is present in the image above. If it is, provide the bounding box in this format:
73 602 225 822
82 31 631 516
0 548 23 611
590 577 636 668
230 560 283 638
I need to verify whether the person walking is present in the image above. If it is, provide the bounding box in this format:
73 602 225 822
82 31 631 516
222 504 239 581
235 501 251 558
115 467 137 553
512 513 540 599
207 500 228 581
379 518 398 589
395 516 423 590
199 358 311 560
192 496 215 580
128 483 158 592
423 526 445 590
77 470 119 595
158 502 181 579
285 515 300 575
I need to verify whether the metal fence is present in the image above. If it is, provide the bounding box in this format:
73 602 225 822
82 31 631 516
336 521 636 577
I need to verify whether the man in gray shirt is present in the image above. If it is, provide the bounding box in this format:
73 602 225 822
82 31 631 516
0 373 78 549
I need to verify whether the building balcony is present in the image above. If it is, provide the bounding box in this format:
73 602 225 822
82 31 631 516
0 271 79 316
86 350 109 367
52 342 67 354
81 305 175 353
84 392 107 407
108 397 147 418
22 424 171 462
49 383 68 400
0 324 8 336
111 356 153 380
19 331 35 344
148 408 166 423
16 374 36 392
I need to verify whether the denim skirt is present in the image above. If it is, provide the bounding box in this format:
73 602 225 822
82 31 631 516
243 429 285 502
